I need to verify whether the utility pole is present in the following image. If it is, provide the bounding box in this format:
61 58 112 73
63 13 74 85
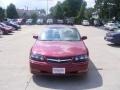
47 0 48 15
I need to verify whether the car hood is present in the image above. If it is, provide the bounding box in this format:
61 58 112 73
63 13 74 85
32 41 87 57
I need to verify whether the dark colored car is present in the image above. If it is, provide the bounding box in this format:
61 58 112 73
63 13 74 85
104 29 120 44
0 23 15 31
30 25 89 76
0 24 13 34
94 20 103 27
4 21 21 30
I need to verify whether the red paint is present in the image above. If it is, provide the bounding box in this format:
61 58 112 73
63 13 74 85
32 41 87 57
29 26 89 76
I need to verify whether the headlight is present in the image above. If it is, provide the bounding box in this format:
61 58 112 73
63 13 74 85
75 54 89 61
30 53 44 61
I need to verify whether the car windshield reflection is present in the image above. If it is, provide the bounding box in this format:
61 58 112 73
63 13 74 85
38 28 80 41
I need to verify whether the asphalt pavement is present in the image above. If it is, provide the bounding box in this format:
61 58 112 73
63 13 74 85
0 25 120 90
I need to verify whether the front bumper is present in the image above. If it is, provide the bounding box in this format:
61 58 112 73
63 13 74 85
104 36 113 41
104 36 120 44
30 60 89 76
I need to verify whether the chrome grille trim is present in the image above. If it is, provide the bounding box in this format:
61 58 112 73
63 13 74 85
47 58 72 62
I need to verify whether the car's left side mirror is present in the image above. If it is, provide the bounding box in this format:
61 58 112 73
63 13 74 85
33 35 38 39
81 36 87 40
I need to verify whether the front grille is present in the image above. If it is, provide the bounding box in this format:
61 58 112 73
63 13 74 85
46 56 73 63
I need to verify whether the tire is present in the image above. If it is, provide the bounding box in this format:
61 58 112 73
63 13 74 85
114 43 120 45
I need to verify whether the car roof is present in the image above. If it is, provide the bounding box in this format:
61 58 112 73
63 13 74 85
46 25 76 29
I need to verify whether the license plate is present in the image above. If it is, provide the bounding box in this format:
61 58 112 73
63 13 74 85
52 68 65 74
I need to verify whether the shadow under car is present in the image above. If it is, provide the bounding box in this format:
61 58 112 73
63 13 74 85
32 60 103 90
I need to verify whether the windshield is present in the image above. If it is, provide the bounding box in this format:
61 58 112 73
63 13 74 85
83 20 88 22
38 27 80 41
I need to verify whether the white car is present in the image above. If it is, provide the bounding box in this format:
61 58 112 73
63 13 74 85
37 19 44 24
47 19 53 24
104 23 118 31
82 20 90 26
57 19 64 24
26 19 33 25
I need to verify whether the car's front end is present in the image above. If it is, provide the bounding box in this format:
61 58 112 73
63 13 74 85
5 27 13 33
47 19 53 24
29 26 89 76
105 23 118 31
30 52 89 76
82 20 90 26
109 26 118 31
30 40 89 76
0 25 11 34
37 19 44 24
104 31 120 44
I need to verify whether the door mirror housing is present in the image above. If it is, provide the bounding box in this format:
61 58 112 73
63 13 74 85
33 35 38 39
81 36 87 40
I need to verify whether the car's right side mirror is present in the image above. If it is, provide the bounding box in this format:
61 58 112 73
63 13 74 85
33 35 38 39
81 36 87 40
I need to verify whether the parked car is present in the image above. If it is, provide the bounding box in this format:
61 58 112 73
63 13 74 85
57 19 64 24
30 25 89 76
46 19 53 24
36 19 44 25
0 24 13 34
82 20 90 26
104 28 120 44
115 22 120 28
66 18 74 25
0 23 15 31
104 23 118 31
16 18 24 25
4 21 21 30
94 20 103 26
26 19 33 25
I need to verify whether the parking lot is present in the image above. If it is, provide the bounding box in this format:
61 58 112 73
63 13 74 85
0 25 120 90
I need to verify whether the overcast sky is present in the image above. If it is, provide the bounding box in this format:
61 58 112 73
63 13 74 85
0 0 95 10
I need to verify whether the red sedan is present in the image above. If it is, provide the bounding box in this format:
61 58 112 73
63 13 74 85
0 24 13 34
30 25 89 76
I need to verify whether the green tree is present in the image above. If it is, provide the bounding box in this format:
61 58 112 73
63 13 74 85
50 1 64 19
76 1 87 24
50 0 84 18
31 13 38 24
39 9 46 16
62 0 83 17
84 8 94 20
6 3 19 19
94 0 120 21
50 0 89 23
0 7 5 21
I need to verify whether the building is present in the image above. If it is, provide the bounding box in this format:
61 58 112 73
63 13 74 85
17 9 46 18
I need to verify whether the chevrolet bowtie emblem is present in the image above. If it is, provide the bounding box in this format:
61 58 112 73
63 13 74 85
57 59 61 62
